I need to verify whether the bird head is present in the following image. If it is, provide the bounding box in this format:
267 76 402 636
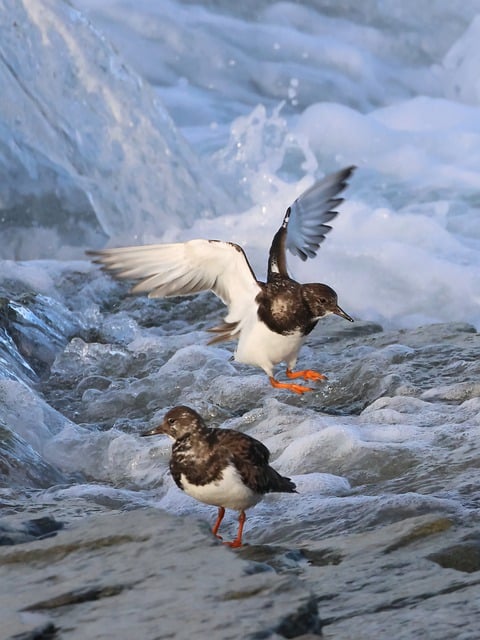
140 406 206 440
302 283 354 322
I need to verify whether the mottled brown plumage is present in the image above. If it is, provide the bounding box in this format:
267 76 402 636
141 406 296 547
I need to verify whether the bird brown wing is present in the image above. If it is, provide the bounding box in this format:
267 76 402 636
214 429 296 494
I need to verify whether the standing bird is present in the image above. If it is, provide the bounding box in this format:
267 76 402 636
89 166 355 394
141 405 296 548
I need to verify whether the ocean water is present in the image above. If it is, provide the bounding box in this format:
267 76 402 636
1 1 480 623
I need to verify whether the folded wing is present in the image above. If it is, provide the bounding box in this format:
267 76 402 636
89 239 261 325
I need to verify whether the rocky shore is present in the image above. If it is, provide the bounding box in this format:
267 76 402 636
1 268 479 640
2 503 479 639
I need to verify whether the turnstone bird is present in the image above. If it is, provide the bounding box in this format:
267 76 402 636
141 405 296 548
90 166 354 394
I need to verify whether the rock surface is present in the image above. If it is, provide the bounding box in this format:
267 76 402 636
1 508 320 640
1 268 479 639
2 507 480 639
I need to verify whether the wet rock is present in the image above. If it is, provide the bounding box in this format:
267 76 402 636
295 514 480 640
10 620 58 640
274 597 322 638
421 382 480 403
384 517 453 553
427 534 480 573
0 508 317 640
0 516 64 546
5 509 479 640
301 321 480 414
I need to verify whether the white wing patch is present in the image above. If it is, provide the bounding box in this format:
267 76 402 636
91 239 262 326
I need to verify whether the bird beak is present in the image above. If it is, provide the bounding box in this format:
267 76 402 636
334 305 354 322
140 423 165 437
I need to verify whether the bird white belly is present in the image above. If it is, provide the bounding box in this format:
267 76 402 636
180 464 261 511
235 317 304 377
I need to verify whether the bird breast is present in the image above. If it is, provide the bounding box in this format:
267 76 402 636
180 464 262 511
234 315 304 375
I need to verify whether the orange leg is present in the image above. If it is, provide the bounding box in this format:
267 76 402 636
286 368 328 382
269 376 313 395
212 506 225 540
226 510 246 549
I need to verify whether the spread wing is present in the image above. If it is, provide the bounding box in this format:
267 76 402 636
268 166 355 277
89 239 261 327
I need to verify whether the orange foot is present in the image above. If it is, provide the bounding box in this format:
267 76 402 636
225 539 242 549
286 368 328 382
269 376 313 395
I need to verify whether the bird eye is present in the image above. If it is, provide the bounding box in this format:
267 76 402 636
168 417 175 425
